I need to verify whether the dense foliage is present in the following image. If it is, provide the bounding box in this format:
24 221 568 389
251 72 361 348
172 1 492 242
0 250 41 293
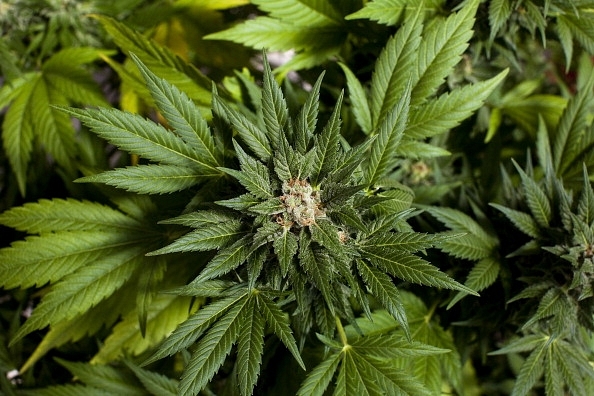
1 0 594 395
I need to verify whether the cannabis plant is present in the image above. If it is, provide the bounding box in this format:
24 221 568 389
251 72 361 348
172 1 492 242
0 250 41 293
9 1 580 394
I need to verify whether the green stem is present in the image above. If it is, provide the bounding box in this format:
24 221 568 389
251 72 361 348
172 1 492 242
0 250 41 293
335 316 348 346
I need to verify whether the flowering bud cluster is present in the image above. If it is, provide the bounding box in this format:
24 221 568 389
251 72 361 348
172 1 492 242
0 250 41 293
277 178 325 228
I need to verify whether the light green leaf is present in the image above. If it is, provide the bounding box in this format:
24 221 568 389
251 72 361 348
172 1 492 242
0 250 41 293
236 296 265 396
0 198 145 234
77 165 207 194
95 15 212 106
144 292 247 365
339 63 371 134
310 92 343 186
406 69 508 139
425 206 498 247
488 0 512 41
361 247 478 295
62 107 210 170
439 233 494 260
273 229 299 276
356 260 409 339
512 160 552 228
490 203 541 239
365 81 411 186
220 141 273 199
346 0 444 26
369 7 422 126
178 295 250 395
148 221 244 255
130 54 221 168
13 248 147 343
56 359 145 395
411 0 478 106
125 361 178 396
557 14 594 57
1 74 39 195
205 17 345 52
93 294 193 365
395 139 451 159
0 231 150 290
258 293 306 369
510 340 548 396
20 285 137 373
297 351 341 396
42 47 110 106
253 0 343 25
136 257 167 337
448 257 501 309
262 54 290 151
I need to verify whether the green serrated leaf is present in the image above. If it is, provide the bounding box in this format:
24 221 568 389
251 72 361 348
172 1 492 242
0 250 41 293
144 292 247 365
510 339 548 396
310 92 343 186
13 248 147 343
274 229 299 276
297 351 340 396
236 296 265 396
448 257 500 309
1 74 39 195
356 260 409 339
339 63 371 134
213 94 272 161
490 203 541 239
346 0 444 26
130 54 221 167
258 293 305 369
352 333 449 358
56 359 145 395
125 361 178 396
77 165 208 194
411 0 478 106
439 233 494 260
512 160 552 228
220 141 274 199
406 69 508 139
95 15 212 105
365 81 411 186
295 72 323 153
369 8 422 127
192 236 253 283
158 210 236 227
361 232 443 254
0 198 145 234
148 221 244 256
93 294 193 365
425 206 498 248
262 54 290 151
178 296 246 395
361 247 478 295
0 231 150 290
61 107 210 170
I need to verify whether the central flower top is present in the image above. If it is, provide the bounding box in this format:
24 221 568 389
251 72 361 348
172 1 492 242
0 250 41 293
277 178 325 228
